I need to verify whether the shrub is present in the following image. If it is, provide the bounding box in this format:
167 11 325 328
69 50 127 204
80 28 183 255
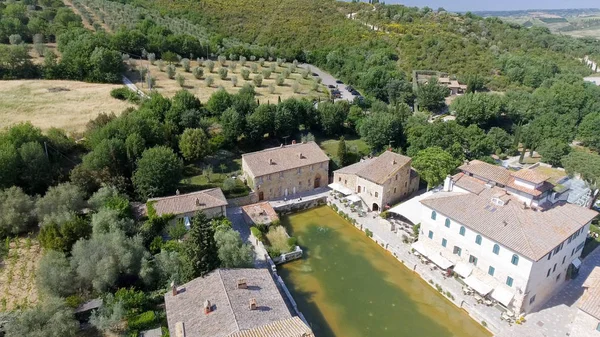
331 204 338 211
276 75 285 86
282 69 290 79
241 68 250 80
311 81 319 91
128 311 156 331
380 211 389 219
239 56 247 66
148 53 156 64
157 60 165 71
268 83 275 94
181 58 191 72
253 75 263 87
231 75 238 87
287 237 297 248
9 34 22 45
271 219 281 227
166 65 176 79
412 223 421 237
292 81 300 93
218 67 228 80
259 58 265 66
222 178 236 191
175 74 185 87
481 321 487 327
269 63 276 72
110 87 132 100
193 67 203 79
262 69 272 79
230 62 237 73
365 229 373 238
251 63 258 73
205 76 214 87
435 284 443 292
266 247 281 258
301 69 309 79
277 58 284 66
250 227 263 241
429 279 434 284
206 60 215 73
218 55 227 66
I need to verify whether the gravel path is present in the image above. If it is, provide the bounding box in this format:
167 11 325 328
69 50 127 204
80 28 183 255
298 63 356 102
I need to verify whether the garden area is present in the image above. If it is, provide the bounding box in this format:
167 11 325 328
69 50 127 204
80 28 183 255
582 220 600 258
250 222 298 259
178 151 250 198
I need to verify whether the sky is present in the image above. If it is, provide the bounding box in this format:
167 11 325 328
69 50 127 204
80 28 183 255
384 0 600 12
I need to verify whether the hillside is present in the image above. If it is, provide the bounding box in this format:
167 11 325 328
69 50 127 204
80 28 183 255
119 0 598 98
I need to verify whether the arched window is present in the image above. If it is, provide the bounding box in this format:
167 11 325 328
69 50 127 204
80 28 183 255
445 219 451 228
475 235 482 245
375 192 379 197
431 211 437 220
459 226 465 236
511 254 519 266
493 244 500 255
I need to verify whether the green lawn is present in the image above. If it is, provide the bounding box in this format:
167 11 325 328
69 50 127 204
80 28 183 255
178 151 250 198
319 135 370 170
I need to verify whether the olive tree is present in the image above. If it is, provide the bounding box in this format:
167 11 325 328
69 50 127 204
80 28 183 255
166 64 176 79
0 186 35 237
214 228 254 268
253 74 263 87
241 68 250 80
206 60 215 73
175 73 185 87
4 297 78 337
193 66 203 79
231 75 238 87
218 67 228 80
181 58 191 72
262 69 271 79
132 146 183 199
205 75 214 87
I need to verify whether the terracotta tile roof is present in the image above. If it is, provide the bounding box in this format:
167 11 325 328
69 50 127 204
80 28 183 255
335 151 413 185
511 169 550 185
148 188 227 216
242 142 329 177
506 177 554 197
421 187 598 261
453 173 486 195
228 317 313 337
164 269 294 337
458 160 511 186
580 267 600 320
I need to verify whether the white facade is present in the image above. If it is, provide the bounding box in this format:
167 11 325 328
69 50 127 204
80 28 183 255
419 202 590 314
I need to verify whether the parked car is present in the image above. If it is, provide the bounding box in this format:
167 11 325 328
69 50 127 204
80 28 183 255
336 80 343 84
346 85 354 91
328 84 336 89
312 73 319 76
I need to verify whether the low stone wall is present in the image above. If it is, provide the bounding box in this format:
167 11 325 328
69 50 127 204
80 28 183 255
227 192 259 207
272 196 327 214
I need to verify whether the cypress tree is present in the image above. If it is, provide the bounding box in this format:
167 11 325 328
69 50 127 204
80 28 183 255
184 212 220 278
337 136 348 167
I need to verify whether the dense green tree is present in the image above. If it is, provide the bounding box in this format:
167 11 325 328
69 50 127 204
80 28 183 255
413 147 459 189
125 132 146 163
133 146 183 199
385 78 415 105
246 104 275 144
486 127 514 155
4 297 78 337
337 136 348 167
18 141 51 193
154 249 185 288
214 228 254 268
70 230 147 292
35 183 86 222
39 214 91 253
416 78 448 113
0 143 19 189
273 104 298 138
0 186 35 238
36 251 78 298
206 89 233 116
91 208 135 236
451 92 504 128
537 138 571 167
178 128 210 161
88 185 130 217
359 112 402 151
183 212 219 278
578 112 600 151
220 107 245 144
318 101 347 135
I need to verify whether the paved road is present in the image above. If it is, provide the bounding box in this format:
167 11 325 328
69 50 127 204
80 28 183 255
298 63 356 102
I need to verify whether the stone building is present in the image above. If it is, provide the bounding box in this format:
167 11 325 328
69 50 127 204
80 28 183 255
332 150 420 211
145 188 228 227
241 142 329 201
572 267 600 336
164 268 313 337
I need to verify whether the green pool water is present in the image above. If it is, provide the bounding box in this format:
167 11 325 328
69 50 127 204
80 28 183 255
278 206 491 337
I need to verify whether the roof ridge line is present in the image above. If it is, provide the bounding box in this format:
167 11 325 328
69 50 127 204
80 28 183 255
509 204 537 258
148 188 218 201
218 269 240 333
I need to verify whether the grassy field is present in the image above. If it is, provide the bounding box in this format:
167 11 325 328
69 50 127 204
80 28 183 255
319 136 370 169
0 80 133 133
0 237 42 312
127 59 328 103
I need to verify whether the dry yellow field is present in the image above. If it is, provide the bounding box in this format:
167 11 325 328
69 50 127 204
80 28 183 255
0 80 133 133
128 59 328 103
0 237 42 312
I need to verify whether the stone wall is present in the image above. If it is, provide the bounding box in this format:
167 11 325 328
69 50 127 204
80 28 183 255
273 196 327 215
227 192 259 207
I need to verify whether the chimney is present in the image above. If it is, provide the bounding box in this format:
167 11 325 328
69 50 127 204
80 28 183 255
196 198 201 206
176 189 180 195
522 202 529 210
171 281 177 296
392 159 397 165
237 278 248 289
292 140 296 145
269 158 273 165
249 298 257 310
299 152 303 159
443 175 453 192
204 300 212 314
280 144 284 148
